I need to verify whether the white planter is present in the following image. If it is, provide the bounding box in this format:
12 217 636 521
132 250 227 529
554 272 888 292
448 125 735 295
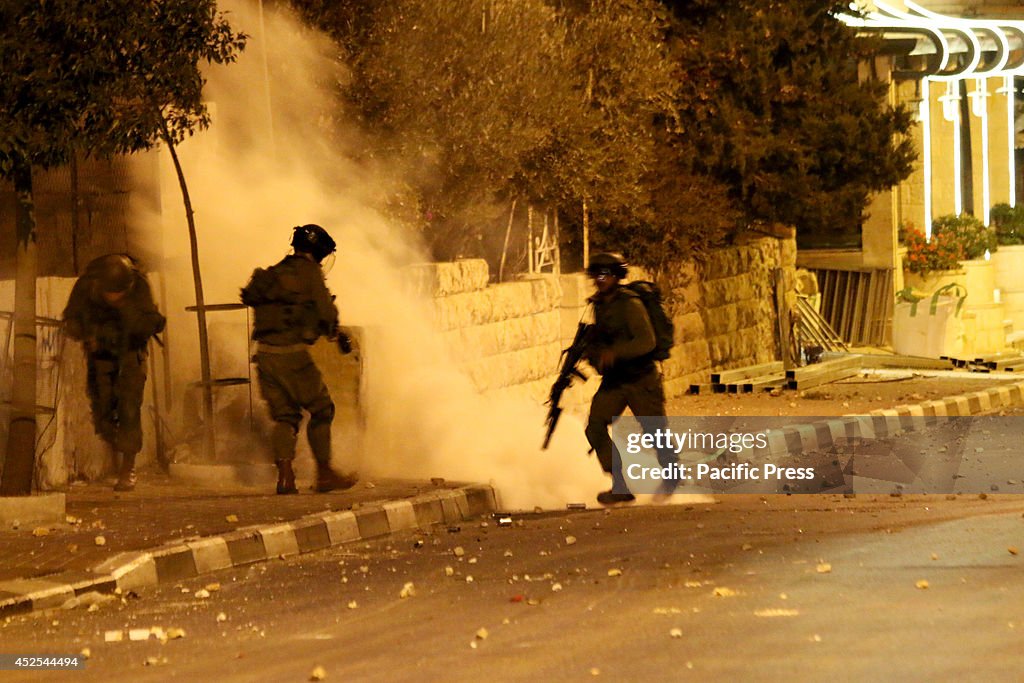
991 245 1024 294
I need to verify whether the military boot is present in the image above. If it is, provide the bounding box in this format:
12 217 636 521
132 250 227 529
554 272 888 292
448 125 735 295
114 453 137 492
316 463 358 493
276 460 298 495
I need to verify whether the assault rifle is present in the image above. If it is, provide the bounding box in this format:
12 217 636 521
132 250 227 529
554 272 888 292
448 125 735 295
542 321 595 449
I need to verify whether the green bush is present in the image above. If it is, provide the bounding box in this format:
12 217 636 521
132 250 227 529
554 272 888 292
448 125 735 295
932 213 997 260
989 203 1024 245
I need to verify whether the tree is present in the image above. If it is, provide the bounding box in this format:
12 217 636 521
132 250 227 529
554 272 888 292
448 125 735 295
665 0 916 247
0 0 245 495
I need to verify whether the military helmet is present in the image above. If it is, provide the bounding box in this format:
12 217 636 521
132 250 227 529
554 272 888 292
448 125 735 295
91 254 136 293
587 252 628 278
291 224 337 263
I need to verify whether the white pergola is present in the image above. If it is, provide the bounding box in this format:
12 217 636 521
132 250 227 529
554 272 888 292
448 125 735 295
840 0 1024 236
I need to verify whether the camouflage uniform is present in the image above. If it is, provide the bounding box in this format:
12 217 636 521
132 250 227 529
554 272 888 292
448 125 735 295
62 255 166 459
584 286 671 490
241 254 338 467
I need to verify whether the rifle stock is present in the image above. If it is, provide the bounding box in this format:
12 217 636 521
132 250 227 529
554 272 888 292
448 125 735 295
542 322 594 449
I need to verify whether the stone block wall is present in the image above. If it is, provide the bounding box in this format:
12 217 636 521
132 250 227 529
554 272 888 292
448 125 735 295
419 235 795 404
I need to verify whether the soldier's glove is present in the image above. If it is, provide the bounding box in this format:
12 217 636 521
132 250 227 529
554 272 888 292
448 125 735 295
337 332 353 355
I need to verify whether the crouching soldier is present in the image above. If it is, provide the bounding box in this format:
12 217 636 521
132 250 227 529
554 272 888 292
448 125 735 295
62 254 166 491
241 224 358 495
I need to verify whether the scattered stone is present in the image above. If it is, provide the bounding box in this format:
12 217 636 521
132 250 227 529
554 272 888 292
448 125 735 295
347 601 358 609
551 583 563 592
684 581 702 588
669 628 683 638
475 627 489 640
590 668 601 676
741 543 753 551
104 630 123 642
129 628 152 641
194 589 211 599
32 527 50 537
144 656 168 667
1009 547 1019 556
225 515 238 523
931 553 939 561
465 576 474 583
166 628 186 640
310 665 327 681
400 582 416 599
216 612 227 623
80 648 91 659
453 547 465 558
916 580 929 590
503 550 513 558
565 535 577 546
205 583 221 592
607 569 622 577
754 609 799 617
94 536 107 547
712 587 737 597
816 563 832 574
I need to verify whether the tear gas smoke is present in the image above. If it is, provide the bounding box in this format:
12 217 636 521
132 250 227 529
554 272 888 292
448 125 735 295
144 1 698 510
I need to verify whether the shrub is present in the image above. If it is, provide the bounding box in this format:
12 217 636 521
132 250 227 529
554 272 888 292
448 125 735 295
989 203 1024 245
932 213 997 260
900 224 961 275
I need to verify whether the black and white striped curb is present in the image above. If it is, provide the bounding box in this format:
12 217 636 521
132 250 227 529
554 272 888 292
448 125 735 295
0 484 496 617
763 380 1024 458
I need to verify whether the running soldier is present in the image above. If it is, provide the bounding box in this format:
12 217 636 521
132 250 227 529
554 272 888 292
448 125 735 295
583 252 675 505
241 224 358 495
62 254 166 491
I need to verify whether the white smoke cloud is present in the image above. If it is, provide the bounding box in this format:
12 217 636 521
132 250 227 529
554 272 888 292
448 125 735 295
147 0 708 511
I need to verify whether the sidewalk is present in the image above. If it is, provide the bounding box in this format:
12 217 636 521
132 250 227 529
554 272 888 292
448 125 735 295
0 473 497 616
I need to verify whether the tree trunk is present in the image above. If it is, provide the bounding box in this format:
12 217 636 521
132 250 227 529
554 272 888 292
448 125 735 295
160 127 215 461
1 161 38 495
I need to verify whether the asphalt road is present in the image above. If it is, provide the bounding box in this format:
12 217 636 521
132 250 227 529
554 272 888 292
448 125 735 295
1 495 1022 682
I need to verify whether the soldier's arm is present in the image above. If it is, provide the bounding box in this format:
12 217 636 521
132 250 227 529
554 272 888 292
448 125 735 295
609 297 656 360
308 264 340 336
122 276 166 345
61 277 92 341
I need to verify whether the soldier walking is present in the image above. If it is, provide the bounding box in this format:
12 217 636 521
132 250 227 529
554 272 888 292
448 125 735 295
241 224 358 495
583 252 675 505
62 254 166 491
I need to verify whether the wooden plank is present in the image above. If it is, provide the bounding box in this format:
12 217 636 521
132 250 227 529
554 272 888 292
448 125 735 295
712 362 784 384
786 354 861 381
787 365 861 390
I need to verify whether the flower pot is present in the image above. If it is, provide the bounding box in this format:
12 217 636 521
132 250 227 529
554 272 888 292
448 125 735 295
903 268 966 297
960 258 995 306
991 245 1024 332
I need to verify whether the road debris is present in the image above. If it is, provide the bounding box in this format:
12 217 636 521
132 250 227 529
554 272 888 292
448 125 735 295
145 656 168 667
754 609 800 617
400 582 416 598
310 665 327 681
348 601 358 609
816 563 832 574
453 546 465 557
565 535 577 546
216 612 227 623
476 627 489 640
551 583 563 592
129 628 152 641
916 580 930 589
712 587 738 597
194 589 211 599
607 569 622 577
225 514 239 523
104 630 124 643
1009 547 1019 556
670 628 683 638
497 517 512 527
94 535 107 546
32 527 49 537
444 566 454 577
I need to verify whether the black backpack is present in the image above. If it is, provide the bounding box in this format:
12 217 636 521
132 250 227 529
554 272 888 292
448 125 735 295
624 281 674 361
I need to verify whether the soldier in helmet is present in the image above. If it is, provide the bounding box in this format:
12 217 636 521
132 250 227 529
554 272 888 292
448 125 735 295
62 254 166 491
241 224 358 495
584 252 674 505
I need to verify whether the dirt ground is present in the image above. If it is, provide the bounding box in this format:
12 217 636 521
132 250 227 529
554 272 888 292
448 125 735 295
666 371 1019 417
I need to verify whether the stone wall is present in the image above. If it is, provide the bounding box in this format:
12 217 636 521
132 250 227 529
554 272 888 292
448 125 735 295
418 232 796 407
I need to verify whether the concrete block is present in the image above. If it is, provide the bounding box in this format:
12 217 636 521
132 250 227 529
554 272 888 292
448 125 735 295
321 511 360 544
93 552 158 591
0 493 66 525
186 537 233 574
0 578 74 611
383 501 418 531
259 524 301 558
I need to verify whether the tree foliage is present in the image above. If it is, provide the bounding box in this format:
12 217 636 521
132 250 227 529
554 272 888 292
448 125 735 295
293 0 916 268
667 0 916 247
